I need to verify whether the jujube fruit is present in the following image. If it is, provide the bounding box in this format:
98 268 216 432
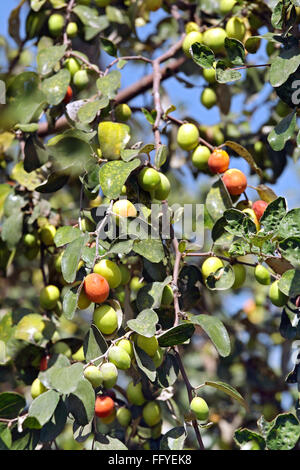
39 224 56 246
201 88 217 109
142 401 161 427
219 0 236 14
93 304 118 335
84 365 103 388
93 259 122 289
95 395 115 418
252 200 268 221
222 169 247 196
269 281 288 307
225 17 246 42
127 381 146 405
242 208 260 231
130 276 146 292
72 345 85 361
182 31 203 58
161 285 174 306
48 14 64 37
190 397 209 422
77 290 91 310
73 70 89 89
202 27 227 53
153 173 171 201
108 346 131 370
40 285 60 310
192 145 211 170
136 335 158 357
116 339 134 359
144 0 163 11
202 257 224 280
119 264 131 285
31 378 47 399
185 22 200 34
63 86 73 104
64 57 81 77
255 264 271 285
39 356 48 372
84 273 110 304
116 407 131 427
138 168 161 192
232 264 246 289
95 0 111 6
99 362 118 388
66 22 78 38
177 123 199 151
203 67 216 84
112 200 137 219
208 149 230 174
115 103 132 122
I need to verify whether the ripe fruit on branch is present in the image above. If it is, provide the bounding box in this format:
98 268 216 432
182 31 203 58
242 208 260 231
93 304 118 335
40 285 60 310
99 362 118 388
39 224 56 246
232 263 246 289
84 365 103 388
108 346 131 370
77 290 91 310
136 335 159 357
252 200 268 221
142 401 161 427
203 27 227 53
138 168 160 192
190 397 209 422
269 281 288 307
192 145 211 171
48 14 64 37
100 409 116 424
73 70 89 90
39 356 49 372
153 173 171 201
201 257 224 280
219 0 236 14
116 407 131 427
255 264 271 285
225 17 246 42
66 22 78 38
115 103 132 122
112 200 137 219
95 395 115 418
222 169 247 196
94 259 122 289
63 86 73 104
201 88 217 109
31 378 47 399
185 22 200 34
84 273 110 304
177 123 199 151
208 149 230 174
127 381 146 405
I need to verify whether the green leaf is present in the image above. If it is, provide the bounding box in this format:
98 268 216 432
37 44 67 76
24 136 49 172
62 287 79 320
160 427 186 450
28 390 60 427
67 379 95 426
94 434 128 450
136 277 172 311
157 353 179 388
191 43 215 68
205 381 247 409
206 178 232 221
31 0 47 11
266 413 300 450
99 159 140 199
1 212 23 249
188 314 230 357
271 0 284 28
224 37 245 66
54 226 82 247
223 208 257 238
127 309 159 337
77 97 109 124
141 108 156 124
278 269 300 297
206 265 235 291
279 209 300 238
83 324 108 363
268 111 297 151
225 141 263 178
41 69 70 106
0 392 25 419
100 37 117 57
36 171 69 193
133 239 165 263
96 71 121 99
11 161 43 191
234 428 266 450
0 423 12 450
133 344 156 382
158 324 195 347
270 46 300 87
216 60 242 83
98 121 131 160
61 232 89 283
49 362 84 394
40 399 68 443
279 237 300 268
260 197 287 234
155 145 168 168
73 5 109 40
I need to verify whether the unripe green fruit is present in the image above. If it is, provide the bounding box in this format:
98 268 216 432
84 365 103 388
95 0 111 6
136 335 158 357
182 32 203 58
115 103 132 122
142 401 161 427
219 0 236 15
78 290 92 310
40 285 60 310
40 224 56 246
232 264 246 289
185 22 200 34
190 396 209 421
225 17 246 42
177 123 199 151
276 101 291 118
201 88 217 109
25 246 39 260
203 28 227 53
151 422 162 439
144 0 163 11
94 259 122 289
66 22 78 38
161 285 174 306
48 14 64 38
255 264 271 285
245 36 261 54
116 339 134 359
269 281 288 307
152 347 164 368
73 70 89 89
65 58 81 77
52 341 72 358
191 145 211 170
72 345 85 361
116 407 132 427
266 41 276 57
93 304 118 335
115 287 125 305
99 362 118 388
201 257 224 280
108 346 131 370
138 168 160 192
203 67 216 84
153 173 171 201
31 378 47 399
119 265 131 285
127 381 146 405
24 233 38 248
26 10 47 39
130 276 146 292
34 331 43 343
